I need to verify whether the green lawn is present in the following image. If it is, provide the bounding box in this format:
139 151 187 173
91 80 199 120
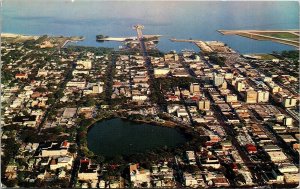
260 32 299 41
253 54 277 60
237 32 299 47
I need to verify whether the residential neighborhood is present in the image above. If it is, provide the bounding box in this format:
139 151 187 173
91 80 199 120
1 29 299 188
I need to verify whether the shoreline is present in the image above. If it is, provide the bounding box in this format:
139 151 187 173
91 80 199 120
1 32 40 38
61 39 77 48
84 115 193 158
86 115 180 133
1 32 85 48
2 32 295 54
81 115 186 157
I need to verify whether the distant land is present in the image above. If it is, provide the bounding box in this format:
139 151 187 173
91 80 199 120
218 30 300 49
1 33 84 48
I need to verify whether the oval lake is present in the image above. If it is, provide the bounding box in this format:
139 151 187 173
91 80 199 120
87 118 188 157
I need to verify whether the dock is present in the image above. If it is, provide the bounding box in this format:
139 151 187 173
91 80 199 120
170 38 213 52
61 36 85 48
97 35 163 43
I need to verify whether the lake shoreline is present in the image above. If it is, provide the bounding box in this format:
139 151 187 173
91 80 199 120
86 112 181 132
86 117 189 157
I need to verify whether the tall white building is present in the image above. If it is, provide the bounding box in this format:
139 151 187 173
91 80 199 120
76 60 92 69
245 90 257 103
198 99 210 110
190 83 200 94
154 68 170 77
257 90 269 103
213 73 224 87
92 83 103 94
283 98 297 108
226 94 237 103
236 81 246 92
284 117 293 126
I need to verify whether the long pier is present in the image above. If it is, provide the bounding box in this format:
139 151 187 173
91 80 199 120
170 38 197 43
97 35 162 43
61 36 85 48
170 38 213 52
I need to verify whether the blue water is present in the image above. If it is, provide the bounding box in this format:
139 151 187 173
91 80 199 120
2 0 299 53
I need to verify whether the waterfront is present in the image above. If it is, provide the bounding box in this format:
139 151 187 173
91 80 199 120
87 118 188 157
3 1 299 53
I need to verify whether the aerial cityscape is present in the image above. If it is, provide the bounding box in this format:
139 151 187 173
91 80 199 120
1 1 299 188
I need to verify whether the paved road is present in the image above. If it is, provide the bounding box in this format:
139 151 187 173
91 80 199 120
37 61 76 133
137 36 167 112
104 55 116 104
69 156 80 187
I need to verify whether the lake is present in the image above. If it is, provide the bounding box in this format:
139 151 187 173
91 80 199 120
2 1 299 53
87 118 188 157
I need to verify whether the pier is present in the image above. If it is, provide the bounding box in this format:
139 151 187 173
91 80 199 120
170 38 213 52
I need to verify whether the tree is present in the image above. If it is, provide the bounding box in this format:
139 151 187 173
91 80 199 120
17 171 26 183
49 178 69 188
35 179 46 188
68 144 77 154
141 182 148 187
3 124 21 131
35 87 47 93
53 126 64 134
112 155 124 164
182 165 198 173
54 90 64 99
5 179 18 187
236 173 246 184
84 98 96 107
87 150 94 158
95 155 105 164
47 98 55 105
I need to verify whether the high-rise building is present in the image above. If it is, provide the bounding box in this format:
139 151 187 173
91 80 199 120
77 60 92 69
198 99 210 110
271 86 282 94
226 94 238 103
283 117 293 126
213 73 224 87
92 84 103 94
154 68 170 77
257 90 269 103
224 73 233 79
245 90 257 103
235 81 246 92
221 81 227 89
190 83 200 94
164 53 179 61
283 98 297 108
